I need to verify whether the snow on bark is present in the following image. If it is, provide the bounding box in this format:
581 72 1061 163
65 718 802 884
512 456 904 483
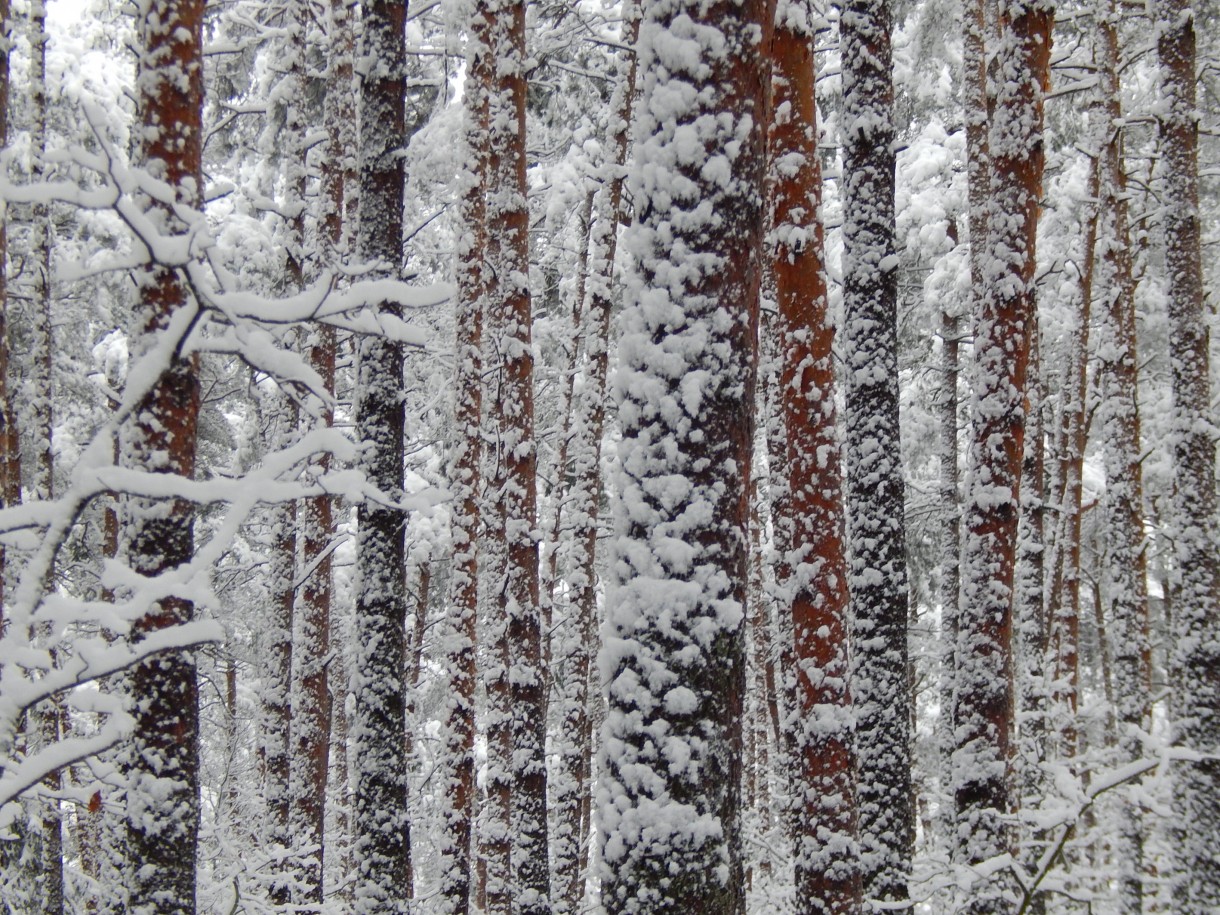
435 4 488 911
767 1 862 911
352 0 412 908
597 0 767 908
952 0 1052 912
478 0 549 908
550 8 640 912
838 0 913 903
1093 2 1151 908
0 0 11 632
120 0 205 911
1153 0 1220 908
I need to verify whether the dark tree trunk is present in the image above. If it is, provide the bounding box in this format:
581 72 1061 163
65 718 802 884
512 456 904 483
121 0 205 910
838 0 913 904
353 0 412 907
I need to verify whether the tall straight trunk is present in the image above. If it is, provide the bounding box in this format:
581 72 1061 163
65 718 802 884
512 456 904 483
1046 149 1098 770
1094 1 1150 908
282 3 333 906
839 0 912 904
1154 0 1220 909
436 3 488 912
1015 327 1048 915
937 299 961 838
598 0 767 908
263 395 295 906
953 1 1051 912
481 0 548 908
27 2 62 901
310 0 355 897
0 0 10 631
121 0 205 911
553 7 640 910
353 0 411 907
768 2 861 912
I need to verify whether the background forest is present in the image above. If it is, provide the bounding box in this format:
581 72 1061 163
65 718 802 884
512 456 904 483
0 0 1216 911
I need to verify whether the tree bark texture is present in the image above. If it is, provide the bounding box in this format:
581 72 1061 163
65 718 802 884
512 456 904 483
838 0 913 903
599 0 767 909
1155 0 1220 909
953 1 1051 912
122 0 205 911
768 2 862 911
353 0 411 907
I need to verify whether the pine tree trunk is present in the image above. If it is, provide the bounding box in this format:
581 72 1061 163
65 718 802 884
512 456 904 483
599 0 767 908
1015 328 1048 915
122 0 205 910
839 0 913 903
353 0 411 907
436 3 488 911
0 0 10 631
953 1 1051 911
1095 2 1150 908
552 8 640 910
481 1 549 908
1154 0 1220 908
768 3 861 911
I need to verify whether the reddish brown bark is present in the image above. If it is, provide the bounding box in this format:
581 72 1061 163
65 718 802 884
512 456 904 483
768 2 860 911
953 1 1052 912
122 0 205 910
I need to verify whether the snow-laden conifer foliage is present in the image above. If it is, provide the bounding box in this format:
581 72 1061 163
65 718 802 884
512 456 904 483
597 0 767 909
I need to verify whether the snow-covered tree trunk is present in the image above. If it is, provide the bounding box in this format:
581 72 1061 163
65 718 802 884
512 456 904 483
1094 2 1150 908
481 0 549 908
1046 155 1097 771
838 0 913 903
598 0 767 907
768 2 862 911
952 0 1052 911
0 0 11 627
353 0 412 906
1154 0 1220 908
551 8 640 911
435 3 488 912
121 0 205 911
1015 327 1048 915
